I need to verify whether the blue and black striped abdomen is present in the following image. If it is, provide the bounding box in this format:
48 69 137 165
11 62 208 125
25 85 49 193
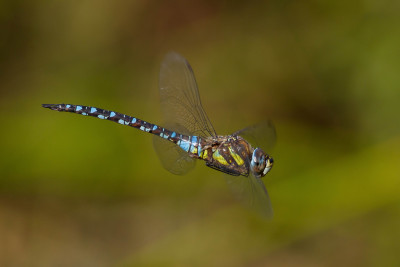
42 103 158 131
42 103 203 156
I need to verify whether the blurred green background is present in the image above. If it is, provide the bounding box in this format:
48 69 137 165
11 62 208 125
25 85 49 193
1 1 400 266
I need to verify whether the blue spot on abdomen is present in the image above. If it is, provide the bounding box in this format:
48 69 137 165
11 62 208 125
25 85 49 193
191 136 198 144
179 140 190 152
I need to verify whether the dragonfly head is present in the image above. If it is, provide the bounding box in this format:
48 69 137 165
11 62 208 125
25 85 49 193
250 148 274 178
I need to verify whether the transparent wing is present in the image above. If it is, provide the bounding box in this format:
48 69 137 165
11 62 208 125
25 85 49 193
158 52 217 138
153 123 196 175
153 138 196 175
227 121 275 216
225 173 273 218
233 120 276 152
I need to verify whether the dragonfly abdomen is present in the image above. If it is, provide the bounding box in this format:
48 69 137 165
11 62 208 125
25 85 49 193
42 103 204 155
42 103 157 131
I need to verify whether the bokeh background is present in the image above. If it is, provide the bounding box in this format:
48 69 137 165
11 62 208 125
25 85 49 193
1 1 400 266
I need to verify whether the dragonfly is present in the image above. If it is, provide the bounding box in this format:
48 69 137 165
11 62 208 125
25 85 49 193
42 52 276 216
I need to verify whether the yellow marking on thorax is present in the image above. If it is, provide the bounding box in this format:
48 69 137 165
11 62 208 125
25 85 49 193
212 150 229 165
201 149 208 160
191 146 198 155
228 146 244 165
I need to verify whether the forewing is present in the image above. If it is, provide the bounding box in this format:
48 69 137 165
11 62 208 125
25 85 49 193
225 173 273 218
233 120 276 152
159 52 217 138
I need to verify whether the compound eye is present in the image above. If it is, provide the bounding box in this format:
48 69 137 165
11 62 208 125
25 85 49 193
253 148 264 159
251 148 266 172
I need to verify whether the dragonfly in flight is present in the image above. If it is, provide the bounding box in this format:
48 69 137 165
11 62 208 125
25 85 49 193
43 52 276 216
